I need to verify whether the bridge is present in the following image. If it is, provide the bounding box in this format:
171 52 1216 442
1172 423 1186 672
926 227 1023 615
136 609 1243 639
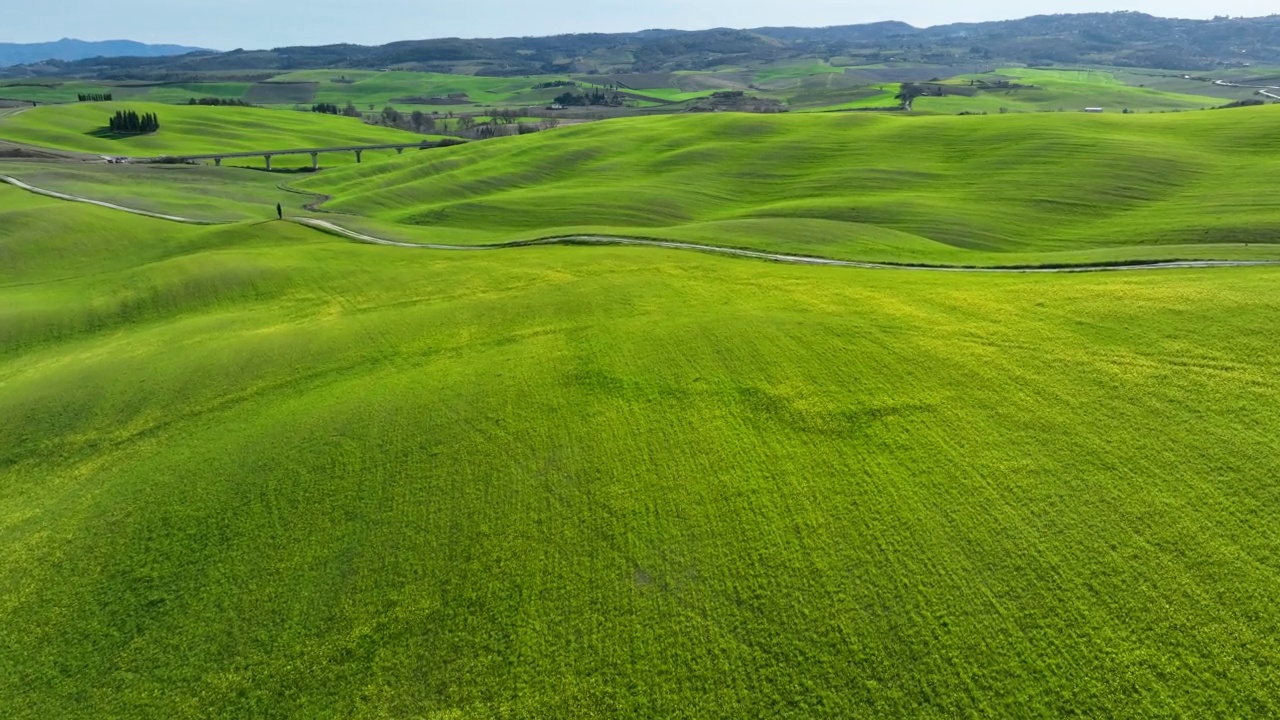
147 141 447 170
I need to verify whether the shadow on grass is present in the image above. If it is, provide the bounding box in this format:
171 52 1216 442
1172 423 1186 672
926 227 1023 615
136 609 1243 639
238 166 321 175
85 127 154 140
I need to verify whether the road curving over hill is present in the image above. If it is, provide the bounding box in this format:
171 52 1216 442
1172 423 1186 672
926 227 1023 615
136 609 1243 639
4 174 1279 274
0 174 229 224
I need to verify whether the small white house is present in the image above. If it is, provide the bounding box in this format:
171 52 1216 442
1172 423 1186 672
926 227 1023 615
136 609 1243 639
1084 107 1104 113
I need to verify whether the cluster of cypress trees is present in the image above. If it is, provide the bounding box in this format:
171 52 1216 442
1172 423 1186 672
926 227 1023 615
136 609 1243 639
77 93 113 102
108 110 160 134
311 103 341 115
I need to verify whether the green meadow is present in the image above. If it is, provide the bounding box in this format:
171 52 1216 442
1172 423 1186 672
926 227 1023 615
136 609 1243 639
0 102 432 167
0 160 312 221
914 67 1239 113
3 93 1280 717
266 70 576 109
0 62 1242 117
0 80 253 105
2 178 1279 717
294 107 1280 266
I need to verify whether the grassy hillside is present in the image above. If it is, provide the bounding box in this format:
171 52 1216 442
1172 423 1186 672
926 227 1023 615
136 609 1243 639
0 63 1236 115
295 107 1280 265
0 160 314 221
3 183 1279 717
914 67 1238 113
0 102 430 166
0 80 255 105
267 70 577 110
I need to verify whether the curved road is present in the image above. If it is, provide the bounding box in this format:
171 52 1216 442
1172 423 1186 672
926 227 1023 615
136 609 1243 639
1213 78 1280 100
1 175 228 224
3 174 1278 274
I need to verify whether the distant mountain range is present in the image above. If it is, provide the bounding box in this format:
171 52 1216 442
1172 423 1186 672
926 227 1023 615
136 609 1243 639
0 39 208 68
3 13 1280 78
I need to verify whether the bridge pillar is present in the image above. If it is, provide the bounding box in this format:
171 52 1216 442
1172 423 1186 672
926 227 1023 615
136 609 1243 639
396 147 404 155
355 150 363 163
264 155 273 171
310 152 319 170
214 157 222 167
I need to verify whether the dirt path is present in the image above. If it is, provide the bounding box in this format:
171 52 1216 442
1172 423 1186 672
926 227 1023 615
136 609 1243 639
295 219 1280 274
4 174 1279 274
0 175 228 224
1213 79 1280 101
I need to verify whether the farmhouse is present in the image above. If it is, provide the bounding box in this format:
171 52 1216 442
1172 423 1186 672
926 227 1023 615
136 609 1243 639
1084 107 1104 113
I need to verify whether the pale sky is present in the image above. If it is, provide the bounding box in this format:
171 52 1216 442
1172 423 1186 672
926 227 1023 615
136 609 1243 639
3 0 1276 50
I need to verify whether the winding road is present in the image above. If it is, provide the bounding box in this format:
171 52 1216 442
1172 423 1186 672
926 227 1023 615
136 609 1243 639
3 174 1278 274
0 175 227 224
1213 78 1280 100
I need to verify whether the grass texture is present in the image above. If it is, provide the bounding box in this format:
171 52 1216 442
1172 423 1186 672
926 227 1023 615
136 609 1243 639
293 106 1280 265
2 183 1279 717
914 67 1236 113
0 102 429 166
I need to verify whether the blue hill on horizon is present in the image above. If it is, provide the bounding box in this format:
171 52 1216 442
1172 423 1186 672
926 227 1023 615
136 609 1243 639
0 38 210 68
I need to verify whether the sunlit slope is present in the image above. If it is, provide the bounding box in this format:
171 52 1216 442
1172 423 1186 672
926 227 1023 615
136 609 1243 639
296 107 1280 263
0 102 429 157
267 69 574 109
3 187 1280 717
0 161 315 222
914 67 1228 113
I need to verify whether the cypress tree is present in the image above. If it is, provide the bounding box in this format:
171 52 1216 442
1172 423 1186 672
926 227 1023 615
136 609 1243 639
107 109 159 134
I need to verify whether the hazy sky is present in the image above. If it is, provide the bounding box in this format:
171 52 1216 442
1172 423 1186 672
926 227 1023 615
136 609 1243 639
4 0 1277 50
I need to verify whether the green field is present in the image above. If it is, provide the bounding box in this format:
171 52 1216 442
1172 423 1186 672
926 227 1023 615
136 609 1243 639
0 80 253 105
0 161 315 221
3 174 1280 716
4 93 1280 717
0 80 120 103
915 67 1235 114
0 102 433 167
753 61 848 82
622 87 720 102
291 107 1280 266
0 62 1242 118
796 88 901 112
264 70 576 110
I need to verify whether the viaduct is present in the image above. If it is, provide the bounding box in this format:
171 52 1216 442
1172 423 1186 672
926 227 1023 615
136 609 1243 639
147 141 445 170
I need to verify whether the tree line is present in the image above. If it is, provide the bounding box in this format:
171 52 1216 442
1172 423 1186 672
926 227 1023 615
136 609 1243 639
553 88 624 107
312 102 365 118
300 101 564 140
187 97 251 106
78 93 114 102
108 110 160 134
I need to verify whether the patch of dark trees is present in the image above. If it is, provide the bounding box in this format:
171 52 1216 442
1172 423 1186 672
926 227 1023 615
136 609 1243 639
187 97 251 106
366 105 443 133
532 80 576 89
1212 98 1267 109
354 103 560 139
77 93 113 102
311 101 365 117
553 88 624 107
685 90 788 113
108 110 160 134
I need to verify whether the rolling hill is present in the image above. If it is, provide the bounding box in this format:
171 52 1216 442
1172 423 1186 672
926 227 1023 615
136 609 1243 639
2 180 1279 717
0 102 433 166
292 107 1280 265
